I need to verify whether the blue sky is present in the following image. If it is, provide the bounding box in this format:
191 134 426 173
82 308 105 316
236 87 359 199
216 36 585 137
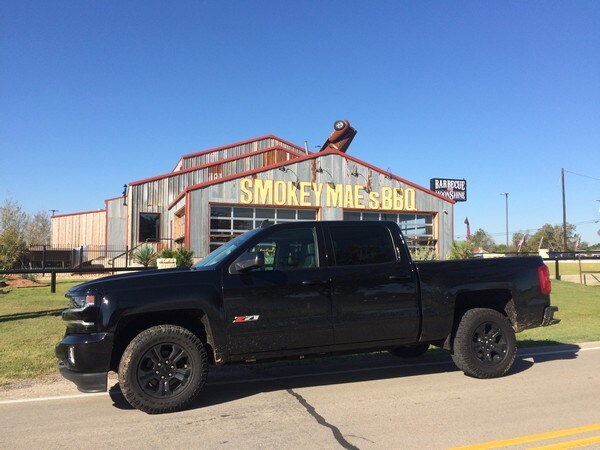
1 1 599 244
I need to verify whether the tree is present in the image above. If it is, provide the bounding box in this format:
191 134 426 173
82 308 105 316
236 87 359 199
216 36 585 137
26 210 51 245
525 223 577 252
470 228 496 252
0 198 28 269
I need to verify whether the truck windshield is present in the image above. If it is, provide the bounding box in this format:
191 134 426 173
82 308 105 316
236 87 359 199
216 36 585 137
193 228 261 269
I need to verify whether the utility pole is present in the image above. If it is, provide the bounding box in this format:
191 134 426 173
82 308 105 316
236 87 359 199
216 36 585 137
561 168 568 252
500 193 509 250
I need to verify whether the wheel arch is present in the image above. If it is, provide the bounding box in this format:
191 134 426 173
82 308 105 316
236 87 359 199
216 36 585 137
111 309 217 371
444 288 516 351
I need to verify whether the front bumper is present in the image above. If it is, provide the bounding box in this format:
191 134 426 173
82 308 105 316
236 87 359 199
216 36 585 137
55 332 114 393
58 361 107 393
542 306 560 327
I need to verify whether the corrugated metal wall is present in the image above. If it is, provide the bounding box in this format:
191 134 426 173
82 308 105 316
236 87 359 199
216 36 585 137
181 138 305 169
129 147 298 246
106 198 127 248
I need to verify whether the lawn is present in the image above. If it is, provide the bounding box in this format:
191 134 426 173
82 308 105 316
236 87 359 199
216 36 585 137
518 280 600 345
0 280 82 386
0 279 598 386
545 260 600 277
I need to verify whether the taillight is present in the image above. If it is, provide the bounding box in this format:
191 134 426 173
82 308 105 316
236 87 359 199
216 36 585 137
538 265 552 295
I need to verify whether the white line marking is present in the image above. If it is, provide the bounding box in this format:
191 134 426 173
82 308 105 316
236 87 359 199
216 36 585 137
1 346 598 405
0 392 105 405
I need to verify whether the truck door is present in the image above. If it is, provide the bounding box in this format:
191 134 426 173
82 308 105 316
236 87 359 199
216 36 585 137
325 222 420 344
222 223 333 355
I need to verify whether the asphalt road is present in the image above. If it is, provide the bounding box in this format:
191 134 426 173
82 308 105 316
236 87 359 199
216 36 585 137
1 343 599 449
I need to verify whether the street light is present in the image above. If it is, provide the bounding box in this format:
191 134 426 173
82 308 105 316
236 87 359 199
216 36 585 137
500 193 509 251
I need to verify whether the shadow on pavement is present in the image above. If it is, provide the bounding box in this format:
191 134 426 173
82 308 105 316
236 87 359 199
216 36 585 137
108 341 581 412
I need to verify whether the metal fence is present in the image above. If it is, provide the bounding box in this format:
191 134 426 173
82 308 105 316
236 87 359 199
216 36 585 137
0 267 153 293
17 244 141 270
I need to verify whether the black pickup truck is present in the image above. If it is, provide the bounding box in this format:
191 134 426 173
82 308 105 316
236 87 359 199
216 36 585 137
56 220 558 413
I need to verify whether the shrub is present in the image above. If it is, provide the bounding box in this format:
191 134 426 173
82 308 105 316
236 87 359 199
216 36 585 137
175 247 194 267
158 248 175 259
446 241 476 260
134 245 157 267
19 273 37 282
410 247 438 261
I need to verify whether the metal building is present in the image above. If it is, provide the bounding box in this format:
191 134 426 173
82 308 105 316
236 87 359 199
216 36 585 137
52 122 455 262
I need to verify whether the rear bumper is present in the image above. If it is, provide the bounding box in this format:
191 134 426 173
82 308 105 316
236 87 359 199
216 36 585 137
55 332 113 393
542 306 560 326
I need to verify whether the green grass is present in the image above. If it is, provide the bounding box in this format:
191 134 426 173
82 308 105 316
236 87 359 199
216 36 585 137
545 261 600 277
0 280 83 386
518 280 600 346
0 279 598 386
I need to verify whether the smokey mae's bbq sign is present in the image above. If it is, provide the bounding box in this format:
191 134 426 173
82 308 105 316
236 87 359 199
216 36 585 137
430 178 467 202
240 178 417 211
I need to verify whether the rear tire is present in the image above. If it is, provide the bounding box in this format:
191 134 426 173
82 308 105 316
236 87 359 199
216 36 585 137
118 324 208 414
452 308 516 379
389 343 429 358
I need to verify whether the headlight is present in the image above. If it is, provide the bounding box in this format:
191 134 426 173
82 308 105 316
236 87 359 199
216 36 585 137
64 289 101 332
67 290 99 309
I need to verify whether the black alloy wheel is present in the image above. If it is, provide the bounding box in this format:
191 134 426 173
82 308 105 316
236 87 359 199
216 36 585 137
137 342 193 398
119 325 208 414
471 321 508 366
451 308 516 379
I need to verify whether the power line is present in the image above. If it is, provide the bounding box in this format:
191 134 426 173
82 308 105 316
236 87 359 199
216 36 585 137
564 170 600 182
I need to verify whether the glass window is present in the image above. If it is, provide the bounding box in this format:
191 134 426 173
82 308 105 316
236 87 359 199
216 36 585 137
344 211 361 221
233 207 253 218
195 228 261 269
210 218 231 231
139 213 160 242
255 208 275 219
362 212 380 221
233 219 254 231
330 224 397 266
211 206 231 217
209 206 318 253
298 210 317 220
276 209 296 220
343 211 436 251
246 227 318 271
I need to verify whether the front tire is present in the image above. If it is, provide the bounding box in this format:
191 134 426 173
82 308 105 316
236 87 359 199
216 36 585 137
118 325 208 414
451 308 516 379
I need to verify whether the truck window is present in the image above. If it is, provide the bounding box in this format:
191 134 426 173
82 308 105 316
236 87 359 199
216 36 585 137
330 224 397 266
247 227 318 271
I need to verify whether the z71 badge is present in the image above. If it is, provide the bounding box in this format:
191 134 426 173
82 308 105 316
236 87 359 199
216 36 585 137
233 315 260 323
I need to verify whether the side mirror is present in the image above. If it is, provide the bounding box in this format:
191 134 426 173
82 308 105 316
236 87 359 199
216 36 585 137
233 251 265 272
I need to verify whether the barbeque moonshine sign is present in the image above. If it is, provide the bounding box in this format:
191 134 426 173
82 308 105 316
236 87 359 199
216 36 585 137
430 178 467 202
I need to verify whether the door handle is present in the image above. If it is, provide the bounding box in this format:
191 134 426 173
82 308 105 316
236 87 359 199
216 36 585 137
302 280 329 286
